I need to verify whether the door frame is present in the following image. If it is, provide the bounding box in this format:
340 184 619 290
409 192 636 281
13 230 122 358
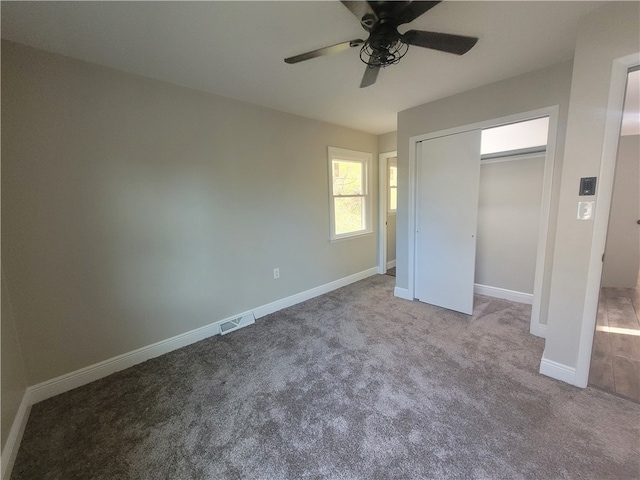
574 53 640 388
407 105 560 335
378 150 397 274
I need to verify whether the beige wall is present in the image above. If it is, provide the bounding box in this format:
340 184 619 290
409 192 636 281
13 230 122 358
545 3 640 370
378 131 397 154
476 155 546 293
1 270 28 451
1 41 378 385
601 135 640 288
397 60 574 326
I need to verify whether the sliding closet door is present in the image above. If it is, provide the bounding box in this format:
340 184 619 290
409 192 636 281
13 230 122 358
415 130 482 315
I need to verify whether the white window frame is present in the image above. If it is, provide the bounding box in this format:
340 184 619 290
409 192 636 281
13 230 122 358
328 146 373 241
388 158 397 214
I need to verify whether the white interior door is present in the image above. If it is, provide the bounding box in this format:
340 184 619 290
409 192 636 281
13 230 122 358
415 130 482 314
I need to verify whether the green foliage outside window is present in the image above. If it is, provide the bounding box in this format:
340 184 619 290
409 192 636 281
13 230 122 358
331 158 367 237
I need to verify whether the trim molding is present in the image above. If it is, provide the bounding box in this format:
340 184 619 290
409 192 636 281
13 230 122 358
394 287 412 300
530 322 547 339
1 391 31 480
29 266 379 405
27 315 235 405
386 259 396 269
3 267 379 478
253 267 378 318
539 355 577 385
474 284 533 305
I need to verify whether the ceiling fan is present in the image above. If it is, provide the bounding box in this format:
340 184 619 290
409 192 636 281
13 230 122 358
284 1 478 88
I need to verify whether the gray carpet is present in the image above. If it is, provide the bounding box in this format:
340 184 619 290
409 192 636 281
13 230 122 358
11 275 640 479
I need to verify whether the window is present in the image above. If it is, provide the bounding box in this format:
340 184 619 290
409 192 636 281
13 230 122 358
328 147 372 240
388 158 397 213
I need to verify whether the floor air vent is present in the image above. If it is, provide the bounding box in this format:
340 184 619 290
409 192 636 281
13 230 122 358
218 312 255 335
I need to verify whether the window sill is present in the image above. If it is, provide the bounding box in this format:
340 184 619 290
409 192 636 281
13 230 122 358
329 230 374 243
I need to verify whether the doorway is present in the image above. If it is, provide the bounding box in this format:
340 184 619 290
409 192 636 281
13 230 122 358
379 151 397 276
588 67 640 401
476 117 549 305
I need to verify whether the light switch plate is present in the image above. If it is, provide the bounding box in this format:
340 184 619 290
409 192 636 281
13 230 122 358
577 201 594 220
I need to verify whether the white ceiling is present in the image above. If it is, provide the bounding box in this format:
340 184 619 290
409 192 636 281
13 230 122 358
1 1 607 135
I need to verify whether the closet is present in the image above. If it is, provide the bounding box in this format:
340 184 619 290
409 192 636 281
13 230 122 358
414 116 549 315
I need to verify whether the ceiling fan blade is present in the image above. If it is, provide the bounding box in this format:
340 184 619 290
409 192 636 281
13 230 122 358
360 65 380 88
402 30 478 55
284 39 364 64
395 1 441 25
341 1 378 31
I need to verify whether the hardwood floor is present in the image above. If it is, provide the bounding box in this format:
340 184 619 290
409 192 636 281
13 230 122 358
589 280 640 402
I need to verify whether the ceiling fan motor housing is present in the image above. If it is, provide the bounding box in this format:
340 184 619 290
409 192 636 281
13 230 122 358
361 20 408 67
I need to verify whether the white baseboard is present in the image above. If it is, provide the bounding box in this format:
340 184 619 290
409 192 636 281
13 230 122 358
27 266 379 405
530 322 547 339
394 287 412 300
474 284 533 305
539 355 577 385
1 390 31 480
253 267 378 319
27 312 242 405
3 266 379 470
386 259 396 269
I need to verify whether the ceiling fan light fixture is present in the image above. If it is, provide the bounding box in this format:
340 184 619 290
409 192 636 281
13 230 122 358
359 38 408 68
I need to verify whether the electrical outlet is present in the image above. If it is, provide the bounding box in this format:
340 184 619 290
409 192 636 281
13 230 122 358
273 268 280 279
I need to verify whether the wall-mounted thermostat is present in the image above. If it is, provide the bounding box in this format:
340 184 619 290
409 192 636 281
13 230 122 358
579 177 597 196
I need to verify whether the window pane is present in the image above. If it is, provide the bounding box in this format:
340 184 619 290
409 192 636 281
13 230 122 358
328 147 371 240
333 160 363 195
389 164 397 187
389 187 397 211
334 197 364 235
